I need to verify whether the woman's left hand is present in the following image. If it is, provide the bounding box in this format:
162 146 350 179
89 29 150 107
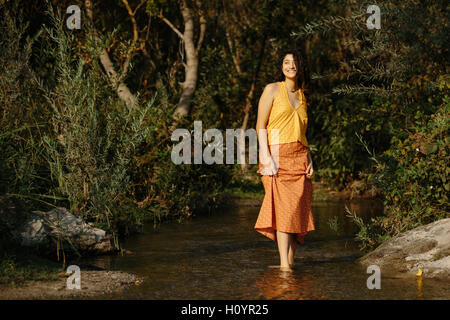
306 147 314 179
306 161 314 179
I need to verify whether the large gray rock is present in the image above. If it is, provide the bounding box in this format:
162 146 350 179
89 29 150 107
0 197 115 255
359 218 450 278
16 207 115 254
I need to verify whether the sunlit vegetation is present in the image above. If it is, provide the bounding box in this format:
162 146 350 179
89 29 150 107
0 0 448 254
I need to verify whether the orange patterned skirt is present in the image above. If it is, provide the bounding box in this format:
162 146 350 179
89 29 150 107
255 141 315 245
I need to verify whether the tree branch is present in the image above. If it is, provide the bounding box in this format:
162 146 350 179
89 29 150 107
159 9 185 40
133 0 147 16
84 0 136 108
195 0 206 55
119 0 139 83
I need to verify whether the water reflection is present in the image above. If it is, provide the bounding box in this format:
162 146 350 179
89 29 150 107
416 277 423 299
254 269 327 300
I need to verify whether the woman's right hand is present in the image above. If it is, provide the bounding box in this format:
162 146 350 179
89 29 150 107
259 153 278 175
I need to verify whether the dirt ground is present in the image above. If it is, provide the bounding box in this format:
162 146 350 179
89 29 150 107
0 270 141 300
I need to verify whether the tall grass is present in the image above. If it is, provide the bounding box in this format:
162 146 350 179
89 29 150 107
34 5 160 248
0 3 161 250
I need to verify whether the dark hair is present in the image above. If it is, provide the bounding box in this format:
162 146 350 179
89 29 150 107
275 48 310 91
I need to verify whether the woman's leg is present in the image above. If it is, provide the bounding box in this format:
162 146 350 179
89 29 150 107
288 235 297 267
276 230 292 270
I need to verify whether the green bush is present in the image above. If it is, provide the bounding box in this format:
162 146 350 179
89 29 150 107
313 96 394 189
34 7 162 248
131 107 234 224
351 96 449 250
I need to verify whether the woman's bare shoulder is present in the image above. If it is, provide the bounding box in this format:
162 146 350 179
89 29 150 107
263 82 279 97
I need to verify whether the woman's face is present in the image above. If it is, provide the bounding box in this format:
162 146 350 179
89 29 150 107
282 54 297 80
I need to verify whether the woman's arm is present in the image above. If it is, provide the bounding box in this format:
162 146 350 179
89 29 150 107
256 84 275 153
256 83 277 173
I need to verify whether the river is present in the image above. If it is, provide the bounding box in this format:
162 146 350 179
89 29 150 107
82 199 449 299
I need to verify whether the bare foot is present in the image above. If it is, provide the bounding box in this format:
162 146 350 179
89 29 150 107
279 265 293 272
268 265 294 271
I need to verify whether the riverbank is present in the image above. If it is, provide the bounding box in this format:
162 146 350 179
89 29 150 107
0 247 141 299
358 218 450 280
0 269 140 299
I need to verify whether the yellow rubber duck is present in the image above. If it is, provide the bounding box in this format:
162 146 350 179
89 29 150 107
416 268 423 277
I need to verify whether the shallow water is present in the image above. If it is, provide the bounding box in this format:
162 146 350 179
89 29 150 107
82 199 450 299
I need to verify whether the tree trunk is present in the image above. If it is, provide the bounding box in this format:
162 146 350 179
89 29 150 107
160 0 206 127
84 0 137 109
173 1 198 120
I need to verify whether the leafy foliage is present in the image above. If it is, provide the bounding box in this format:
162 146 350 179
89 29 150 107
294 0 449 249
1 0 448 255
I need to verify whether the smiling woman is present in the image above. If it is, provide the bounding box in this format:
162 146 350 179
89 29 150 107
254 48 315 272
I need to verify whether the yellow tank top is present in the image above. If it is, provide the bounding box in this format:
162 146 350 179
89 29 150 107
266 81 309 146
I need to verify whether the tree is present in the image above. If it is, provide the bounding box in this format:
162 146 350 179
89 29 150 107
84 0 139 108
149 0 206 123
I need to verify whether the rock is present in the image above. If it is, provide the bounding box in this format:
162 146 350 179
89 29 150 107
358 218 450 278
19 213 48 246
0 197 115 255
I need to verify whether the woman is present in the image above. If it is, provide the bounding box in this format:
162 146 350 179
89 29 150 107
254 49 315 272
